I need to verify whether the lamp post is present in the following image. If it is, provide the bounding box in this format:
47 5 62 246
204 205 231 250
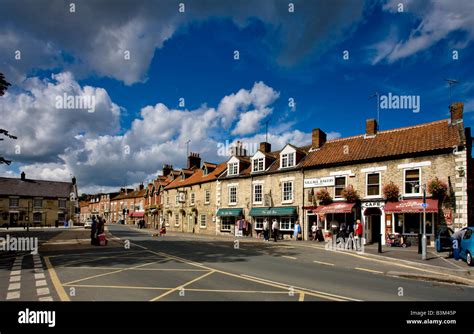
421 185 427 260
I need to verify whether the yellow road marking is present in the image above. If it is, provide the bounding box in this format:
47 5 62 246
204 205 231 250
150 270 215 301
65 284 171 290
62 266 209 272
355 267 383 274
183 289 289 294
44 256 70 301
54 251 152 267
299 292 305 302
46 250 144 258
63 261 163 285
281 255 297 260
313 260 335 266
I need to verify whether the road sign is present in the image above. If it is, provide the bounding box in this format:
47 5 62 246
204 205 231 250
421 203 427 208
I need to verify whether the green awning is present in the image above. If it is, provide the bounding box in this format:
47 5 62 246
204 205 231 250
249 206 297 217
216 208 244 217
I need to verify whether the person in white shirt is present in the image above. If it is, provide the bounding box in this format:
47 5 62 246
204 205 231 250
263 219 269 241
271 219 279 242
311 222 317 241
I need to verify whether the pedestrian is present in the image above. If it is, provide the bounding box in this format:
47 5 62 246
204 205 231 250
311 222 317 241
355 219 363 250
294 221 302 240
90 216 98 246
263 219 269 241
272 219 279 242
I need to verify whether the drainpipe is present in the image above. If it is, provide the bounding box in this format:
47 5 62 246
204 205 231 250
301 167 306 241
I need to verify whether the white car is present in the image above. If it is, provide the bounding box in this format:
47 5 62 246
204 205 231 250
84 219 93 229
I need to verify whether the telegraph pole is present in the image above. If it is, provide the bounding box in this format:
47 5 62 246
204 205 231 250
422 185 427 260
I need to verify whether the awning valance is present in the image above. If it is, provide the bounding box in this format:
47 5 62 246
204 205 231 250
249 206 297 217
129 212 144 218
216 208 244 217
313 202 355 214
384 199 438 213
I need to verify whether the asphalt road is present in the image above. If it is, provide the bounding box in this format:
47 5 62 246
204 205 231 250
1 224 474 301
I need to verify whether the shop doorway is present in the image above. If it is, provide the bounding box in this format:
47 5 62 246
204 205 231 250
364 208 381 243
9 212 19 227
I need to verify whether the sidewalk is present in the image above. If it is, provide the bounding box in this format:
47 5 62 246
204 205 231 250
124 223 474 285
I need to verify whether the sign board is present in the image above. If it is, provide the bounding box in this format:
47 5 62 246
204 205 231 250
304 176 335 188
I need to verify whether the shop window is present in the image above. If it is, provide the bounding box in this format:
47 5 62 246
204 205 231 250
282 181 293 202
253 158 264 172
228 162 239 176
200 214 206 228
281 153 295 168
366 173 380 196
33 198 43 208
403 213 420 234
229 186 237 205
253 184 263 204
254 217 264 230
334 176 346 198
221 217 233 231
404 169 420 194
279 217 295 231
205 190 210 204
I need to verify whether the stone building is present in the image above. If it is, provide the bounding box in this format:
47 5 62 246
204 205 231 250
110 186 146 225
0 172 78 227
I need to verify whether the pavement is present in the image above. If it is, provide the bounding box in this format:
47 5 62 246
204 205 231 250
1 224 473 301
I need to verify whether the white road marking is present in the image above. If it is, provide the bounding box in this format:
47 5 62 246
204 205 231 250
8 283 21 290
39 296 53 301
355 267 383 274
9 276 21 282
6 291 20 300
34 273 46 279
36 287 50 296
281 255 297 260
36 280 47 287
34 268 44 273
313 260 335 266
11 270 21 275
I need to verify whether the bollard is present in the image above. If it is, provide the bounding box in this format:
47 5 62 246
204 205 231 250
378 233 382 253
418 233 422 254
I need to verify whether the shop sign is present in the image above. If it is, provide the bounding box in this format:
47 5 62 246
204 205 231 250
304 176 335 188
361 201 384 209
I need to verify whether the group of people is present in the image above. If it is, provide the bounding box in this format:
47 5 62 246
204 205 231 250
261 219 281 242
90 216 107 246
309 219 364 243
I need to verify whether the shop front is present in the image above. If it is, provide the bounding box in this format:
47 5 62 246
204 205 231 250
249 206 298 240
216 208 244 235
361 201 385 245
384 199 438 246
313 202 357 239
129 211 145 226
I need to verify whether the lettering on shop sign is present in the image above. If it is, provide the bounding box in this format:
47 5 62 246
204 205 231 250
361 201 384 209
304 177 335 188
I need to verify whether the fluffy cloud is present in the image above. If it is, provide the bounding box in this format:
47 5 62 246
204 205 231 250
2 76 325 193
0 0 365 85
371 0 474 63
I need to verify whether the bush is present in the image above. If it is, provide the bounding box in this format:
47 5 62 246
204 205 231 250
383 182 400 202
428 177 448 200
316 188 333 205
341 185 360 203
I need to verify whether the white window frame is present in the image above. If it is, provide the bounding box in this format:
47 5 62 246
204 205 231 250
33 198 43 209
190 193 195 206
282 181 294 203
58 198 67 209
404 168 422 196
200 214 206 228
365 172 381 198
204 190 210 204
9 197 19 208
280 152 295 169
253 184 263 204
279 217 295 231
175 195 179 206
229 186 237 205
228 162 239 176
334 176 346 199
254 217 264 230
220 217 232 231
252 157 265 172
175 213 180 226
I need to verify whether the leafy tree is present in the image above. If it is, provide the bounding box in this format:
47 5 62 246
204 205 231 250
0 73 16 165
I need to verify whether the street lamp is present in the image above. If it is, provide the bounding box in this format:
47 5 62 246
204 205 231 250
407 181 427 260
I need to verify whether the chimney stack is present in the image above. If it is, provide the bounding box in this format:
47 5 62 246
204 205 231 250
139 183 144 190
450 102 464 124
72 176 76 185
20 171 25 181
366 119 377 136
259 142 271 153
230 141 247 157
162 164 173 177
187 152 201 169
312 128 326 149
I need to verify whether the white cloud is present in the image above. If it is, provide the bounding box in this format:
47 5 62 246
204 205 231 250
372 0 474 63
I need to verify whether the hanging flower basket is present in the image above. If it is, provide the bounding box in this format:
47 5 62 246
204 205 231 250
383 182 400 202
428 177 448 200
316 188 333 205
341 185 360 203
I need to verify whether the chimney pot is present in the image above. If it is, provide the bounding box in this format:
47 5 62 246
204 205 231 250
312 129 327 149
187 152 201 169
450 102 464 124
366 119 377 136
20 171 25 181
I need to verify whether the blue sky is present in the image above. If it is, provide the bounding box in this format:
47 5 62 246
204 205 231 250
1 0 473 193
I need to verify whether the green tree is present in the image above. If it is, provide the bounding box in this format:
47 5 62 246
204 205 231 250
0 73 16 165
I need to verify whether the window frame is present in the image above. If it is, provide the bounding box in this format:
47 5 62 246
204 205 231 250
190 193 195 206
228 162 239 176
252 157 265 172
33 198 43 209
334 176 346 199
279 217 295 231
58 198 67 209
282 181 294 203
280 152 295 169
9 197 19 208
253 184 263 204
204 190 210 204
200 214 207 228
366 172 381 198
229 186 237 205
404 168 421 196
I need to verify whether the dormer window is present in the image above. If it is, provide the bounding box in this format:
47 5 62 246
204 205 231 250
203 167 208 176
281 152 295 168
228 162 239 176
252 157 264 172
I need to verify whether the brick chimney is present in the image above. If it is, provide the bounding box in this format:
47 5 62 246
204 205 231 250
139 183 144 190
312 128 326 149
450 102 464 124
259 142 271 153
162 164 173 177
187 152 201 169
366 119 377 136
20 171 25 181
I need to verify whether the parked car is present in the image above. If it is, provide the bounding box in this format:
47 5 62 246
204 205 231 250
459 227 474 266
84 219 92 229
435 225 454 254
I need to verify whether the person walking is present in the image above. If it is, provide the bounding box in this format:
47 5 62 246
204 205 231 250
263 219 269 241
294 221 302 240
90 216 98 246
272 219 279 242
355 219 363 251
311 222 317 241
